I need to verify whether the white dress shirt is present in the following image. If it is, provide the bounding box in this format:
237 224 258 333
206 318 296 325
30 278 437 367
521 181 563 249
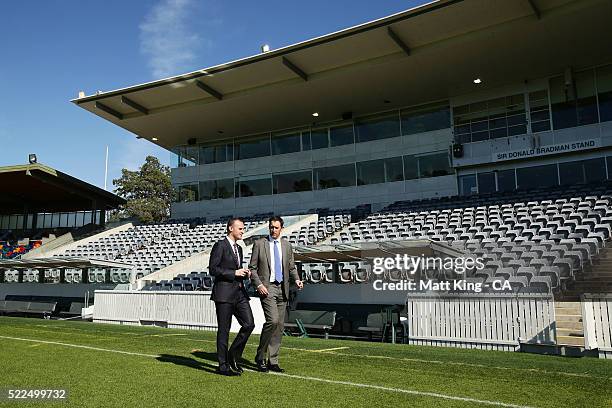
226 236 240 267
268 235 283 283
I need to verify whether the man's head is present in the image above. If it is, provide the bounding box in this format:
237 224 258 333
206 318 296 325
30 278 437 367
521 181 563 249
268 215 284 240
227 217 245 241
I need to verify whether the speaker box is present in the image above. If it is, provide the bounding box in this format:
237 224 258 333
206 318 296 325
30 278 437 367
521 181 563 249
341 112 353 121
187 138 197 145
452 143 464 158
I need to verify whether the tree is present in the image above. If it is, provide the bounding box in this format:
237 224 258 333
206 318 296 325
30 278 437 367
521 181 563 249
111 156 175 223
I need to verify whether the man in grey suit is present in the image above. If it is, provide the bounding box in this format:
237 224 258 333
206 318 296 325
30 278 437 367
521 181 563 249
249 215 303 372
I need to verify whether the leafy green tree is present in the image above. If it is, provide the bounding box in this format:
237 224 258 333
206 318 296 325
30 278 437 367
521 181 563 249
111 156 175 223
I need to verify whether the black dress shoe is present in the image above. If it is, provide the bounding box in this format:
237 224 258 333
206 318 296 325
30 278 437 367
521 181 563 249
255 360 269 372
267 364 285 373
228 358 243 374
216 368 240 376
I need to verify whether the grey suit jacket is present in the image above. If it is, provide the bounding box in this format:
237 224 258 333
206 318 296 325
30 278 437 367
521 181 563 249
249 236 300 300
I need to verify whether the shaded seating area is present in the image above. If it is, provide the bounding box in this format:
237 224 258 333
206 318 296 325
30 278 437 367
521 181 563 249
0 300 56 318
284 310 337 339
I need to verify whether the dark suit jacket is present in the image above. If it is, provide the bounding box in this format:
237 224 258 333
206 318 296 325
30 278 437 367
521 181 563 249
209 238 248 303
249 236 300 301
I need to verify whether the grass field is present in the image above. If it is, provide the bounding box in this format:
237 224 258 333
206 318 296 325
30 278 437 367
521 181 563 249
0 317 610 408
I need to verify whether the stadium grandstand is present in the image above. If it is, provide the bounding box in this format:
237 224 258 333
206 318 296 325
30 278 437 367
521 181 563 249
0 162 125 314
2 0 612 358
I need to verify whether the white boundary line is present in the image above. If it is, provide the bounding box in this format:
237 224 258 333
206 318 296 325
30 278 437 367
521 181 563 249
0 334 537 408
0 336 158 358
268 372 536 408
10 324 610 380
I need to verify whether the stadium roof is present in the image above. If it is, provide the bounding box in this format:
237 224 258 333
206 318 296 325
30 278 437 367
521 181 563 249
0 257 134 269
0 163 126 214
73 0 612 150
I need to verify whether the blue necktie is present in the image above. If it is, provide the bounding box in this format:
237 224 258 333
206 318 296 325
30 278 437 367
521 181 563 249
274 240 282 282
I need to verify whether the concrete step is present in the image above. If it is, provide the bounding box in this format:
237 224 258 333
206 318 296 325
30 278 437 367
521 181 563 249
554 320 583 331
555 314 582 324
556 335 585 347
556 328 584 337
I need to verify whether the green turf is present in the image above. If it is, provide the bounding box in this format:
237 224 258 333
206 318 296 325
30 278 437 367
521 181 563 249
0 316 610 408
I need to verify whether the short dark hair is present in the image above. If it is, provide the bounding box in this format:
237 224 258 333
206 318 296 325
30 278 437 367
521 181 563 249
226 217 244 234
269 215 284 227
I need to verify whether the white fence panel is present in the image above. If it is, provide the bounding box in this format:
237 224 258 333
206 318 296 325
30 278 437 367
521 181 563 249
406 294 556 351
93 290 263 333
582 294 612 359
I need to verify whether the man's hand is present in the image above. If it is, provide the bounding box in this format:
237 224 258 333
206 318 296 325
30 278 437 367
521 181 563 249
257 284 269 296
235 268 249 277
296 280 304 290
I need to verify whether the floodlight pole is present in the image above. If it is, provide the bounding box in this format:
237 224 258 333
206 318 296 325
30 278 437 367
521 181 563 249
104 145 109 191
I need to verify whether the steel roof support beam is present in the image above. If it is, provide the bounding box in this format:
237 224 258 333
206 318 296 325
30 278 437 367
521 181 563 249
195 80 223 100
95 102 123 120
282 57 308 81
121 96 149 115
387 27 411 56
527 0 541 19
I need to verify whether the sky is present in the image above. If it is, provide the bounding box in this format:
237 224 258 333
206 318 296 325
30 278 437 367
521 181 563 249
0 0 426 192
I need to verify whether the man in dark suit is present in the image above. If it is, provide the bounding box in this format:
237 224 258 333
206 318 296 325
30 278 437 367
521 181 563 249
249 215 303 373
209 217 254 376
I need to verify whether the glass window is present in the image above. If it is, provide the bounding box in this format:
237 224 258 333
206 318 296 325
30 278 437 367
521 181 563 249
200 142 232 164
60 213 68 228
559 158 605 185
385 156 404 182
177 146 198 167
311 128 328 150
67 213 76 228
9 215 17 230
497 169 516 192
529 90 551 133
576 70 598 126
356 159 385 186
355 114 399 143
582 158 605 184
329 124 354 147
37 214 45 229
52 213 60 228
236 176 272 197
597 65 612 122
453 94 526 142
550 70 597 130
458 175 477 196
200 179 234 200
315 164 356 189
516 164 558 190
301 131 311 151
26 214 33 229
83 212 93 225
216 178 234 199
559 161 584 185
272 132 301 155
477 172 496 194
403 155 418 180
418 152 452 178
177 184 198 202
608 156 612 179
273 171 312 194
401 102 450 135
76 212 85 227
235 134 270 160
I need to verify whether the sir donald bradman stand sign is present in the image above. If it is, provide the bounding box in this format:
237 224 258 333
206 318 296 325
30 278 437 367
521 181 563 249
493 139 600 162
